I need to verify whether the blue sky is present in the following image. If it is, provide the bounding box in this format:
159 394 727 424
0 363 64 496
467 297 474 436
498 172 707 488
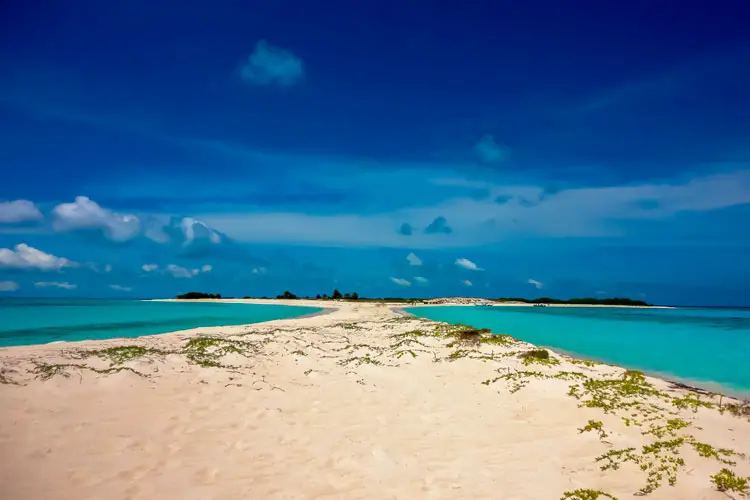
1 1 750 305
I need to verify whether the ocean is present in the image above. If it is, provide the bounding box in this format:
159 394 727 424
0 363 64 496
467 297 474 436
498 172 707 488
0 299 322 347
405 305 750 395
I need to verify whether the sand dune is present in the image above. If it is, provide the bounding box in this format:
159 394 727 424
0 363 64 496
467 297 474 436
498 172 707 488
1 300 748 499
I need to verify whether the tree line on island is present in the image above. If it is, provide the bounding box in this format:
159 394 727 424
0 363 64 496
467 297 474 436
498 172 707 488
276 290 358 300
494 297 650 306
175 291 650 306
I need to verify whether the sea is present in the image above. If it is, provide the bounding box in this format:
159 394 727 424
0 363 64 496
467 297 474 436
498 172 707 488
405 305 750 395
0 299 322 348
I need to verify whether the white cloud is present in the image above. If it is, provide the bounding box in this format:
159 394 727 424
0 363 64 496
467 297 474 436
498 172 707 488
0 281 19 292
527 279 544 289
414 276 429 284
166 264 194 279
109 284 132 292
0 200 43 224
406 252 422 266
179 217 222 246
52 196 140 241
474 134 510 164
104 264 112 273
0 244 77 271
143 217 171 243
252 267 267 274
142 263 159 272
462 280 473 287
455 258 483 271
390 277 412 286
240 40 304 87
596 290 608 296
35 281 77 290
201 264 212 273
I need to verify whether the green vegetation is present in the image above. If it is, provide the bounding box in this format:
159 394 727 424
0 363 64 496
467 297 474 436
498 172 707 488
87 345 166 365
0 369 18 385
176 292 222 299
495 297 651 306
274 289 359 300
689 440 742 465
520 348 560 366
338 353 382 367
560 490 617 500
33 362 72 380
596 438 687 494
32 362 145 380
570 358 601 367
567 370 667 414
642 418 691 438
579 420 608 440
719 401 750 418
672 393 714 412
711 468 748 494
183 336 260 368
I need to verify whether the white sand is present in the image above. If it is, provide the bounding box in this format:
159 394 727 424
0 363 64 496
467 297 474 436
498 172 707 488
1 299 748 500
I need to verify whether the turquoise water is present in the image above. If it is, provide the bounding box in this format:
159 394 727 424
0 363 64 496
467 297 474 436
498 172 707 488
405 306 750 394
0 299 323 347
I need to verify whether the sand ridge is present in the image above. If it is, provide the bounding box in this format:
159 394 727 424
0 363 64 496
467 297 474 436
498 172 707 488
1 300 749 499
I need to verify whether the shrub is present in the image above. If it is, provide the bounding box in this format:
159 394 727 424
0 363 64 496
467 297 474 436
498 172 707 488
711 468 748 493
560 489 617 500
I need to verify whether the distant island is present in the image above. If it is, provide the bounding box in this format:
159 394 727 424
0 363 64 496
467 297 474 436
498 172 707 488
175 291 650 307
494 297 651 307
176 292 222 300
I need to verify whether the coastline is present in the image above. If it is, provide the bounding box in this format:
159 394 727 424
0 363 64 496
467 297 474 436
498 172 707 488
397 305 749 398
1 299 748 499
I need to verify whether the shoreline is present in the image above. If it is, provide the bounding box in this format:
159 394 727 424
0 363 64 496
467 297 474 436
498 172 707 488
396 305 750 399
0 298 742 396
2 300 749 499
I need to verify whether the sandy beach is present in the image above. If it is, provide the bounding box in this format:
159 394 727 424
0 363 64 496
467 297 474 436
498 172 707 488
1 299 748 500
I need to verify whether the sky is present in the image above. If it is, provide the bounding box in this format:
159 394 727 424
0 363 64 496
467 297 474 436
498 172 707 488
1 1 750 306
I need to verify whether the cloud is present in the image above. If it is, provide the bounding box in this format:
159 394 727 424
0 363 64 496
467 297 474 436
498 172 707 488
143 218 171 243
142 263 159 272
473 134 510 164
109 284 132 291
406 252 422 266
398 223 413 236
455 258 483 271
35 281 77 290
166 264 195 278
462 279 473 287
424 216 452 235
162 263 211 278
104 264 112 273
0 281 19 292
0 200 43 224
178 217 222 246
0 244 77 271
527 278 544 289
414 276 429 284
52 196 140 241
252 266 267 274
158 216 227 253
390 277 411 286
174 170 750 248
240 40 304 87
